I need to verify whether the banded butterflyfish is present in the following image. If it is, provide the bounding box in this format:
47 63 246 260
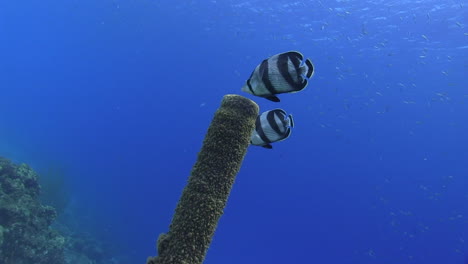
242 51 314 102
251 109 294 149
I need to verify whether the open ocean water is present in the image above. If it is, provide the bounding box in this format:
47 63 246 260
0 0 467 263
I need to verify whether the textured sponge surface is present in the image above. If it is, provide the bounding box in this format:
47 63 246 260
147 94 258 264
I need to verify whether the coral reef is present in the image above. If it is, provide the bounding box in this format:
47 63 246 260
147 94 259 264
61 228 118 264
0 156 128 264
0 157 66 264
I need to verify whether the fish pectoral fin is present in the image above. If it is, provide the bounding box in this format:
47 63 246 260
262 144 273 149
265 95 280 102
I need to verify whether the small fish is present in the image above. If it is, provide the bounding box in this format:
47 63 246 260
242 51 314 102
250 109 294 149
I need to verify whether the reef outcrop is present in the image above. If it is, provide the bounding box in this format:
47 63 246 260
0 157 66 264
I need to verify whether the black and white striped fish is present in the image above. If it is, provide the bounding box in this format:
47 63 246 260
242 51 314 102
251 109 294 149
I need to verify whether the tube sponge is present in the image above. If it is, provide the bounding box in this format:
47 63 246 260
147 94 259 264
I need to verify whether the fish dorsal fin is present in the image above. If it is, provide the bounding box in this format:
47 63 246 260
273 108 287 116
283 51 304 62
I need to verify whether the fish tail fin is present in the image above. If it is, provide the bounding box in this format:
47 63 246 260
288 114 294 128
303 59 314 78
241 84 249 93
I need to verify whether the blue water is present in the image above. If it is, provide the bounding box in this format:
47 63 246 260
1 0 467 263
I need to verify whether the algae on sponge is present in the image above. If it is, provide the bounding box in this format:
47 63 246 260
147 94 259 264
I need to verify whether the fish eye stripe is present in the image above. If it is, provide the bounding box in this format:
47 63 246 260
267 111 283 135
297 79 308 90
288 53 302 69
255 116 272 144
